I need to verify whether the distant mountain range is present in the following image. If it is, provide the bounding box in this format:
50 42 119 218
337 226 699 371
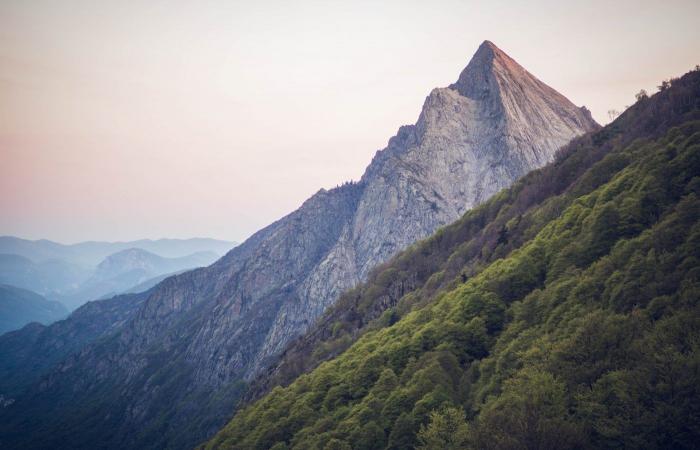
0 237 236 326
0 285 68 335
0 39 697 450
0 236 236 266
0 253 88 298
0 41 598 449
58 248 223 309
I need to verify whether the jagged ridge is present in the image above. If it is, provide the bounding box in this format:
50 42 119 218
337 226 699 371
0 41 597 450
206 67 700 450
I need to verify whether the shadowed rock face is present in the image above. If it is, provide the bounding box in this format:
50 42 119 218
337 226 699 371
0 289 148 398
248 41 596 373
0 41 598 449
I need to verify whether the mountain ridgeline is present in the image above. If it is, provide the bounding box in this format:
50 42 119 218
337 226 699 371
0 285 67 335
70 248 221 306
0 290 149 399
0 253 88 303
0 236 235 267
0 41 597 449
0 237 235 312
206 68 700 449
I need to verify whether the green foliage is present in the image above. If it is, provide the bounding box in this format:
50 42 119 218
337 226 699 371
386 413 417 450
206 73 700 450
416 406 470 449
470 369 583 450
324 439 351 450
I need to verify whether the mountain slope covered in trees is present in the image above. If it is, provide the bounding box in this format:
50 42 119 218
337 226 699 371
0 41 597 450
206 68 700 450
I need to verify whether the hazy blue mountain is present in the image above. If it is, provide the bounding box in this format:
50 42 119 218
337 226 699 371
0 290 150 399
0 41 597 450
93 248 219 280
0 253 90 297
0 284 68 335
0 236 236 266
0 238 236 310
60 249 220 309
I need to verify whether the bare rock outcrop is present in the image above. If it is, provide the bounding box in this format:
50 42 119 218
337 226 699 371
0 41 598 450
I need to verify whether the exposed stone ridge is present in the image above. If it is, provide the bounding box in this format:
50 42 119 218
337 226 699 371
2 41 599 449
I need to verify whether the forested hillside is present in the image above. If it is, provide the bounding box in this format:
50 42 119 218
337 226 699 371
206 68 700 450
0 42 598 450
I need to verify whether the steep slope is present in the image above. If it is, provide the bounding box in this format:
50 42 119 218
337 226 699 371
0 41 597 449
93 249 218 281
206 68 700 450
0 290 149 399
0 284 67 335
120 269 193 295
251 41 596 373
65 248 220 308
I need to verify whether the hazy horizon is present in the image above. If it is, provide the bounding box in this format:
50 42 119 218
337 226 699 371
2 0 699 243
0 234 236 246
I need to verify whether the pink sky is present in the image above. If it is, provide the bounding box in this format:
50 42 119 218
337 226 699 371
1 0 699 243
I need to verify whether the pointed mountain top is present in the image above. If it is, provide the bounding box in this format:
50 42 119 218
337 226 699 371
474 40 501 57
448 41 598 135
450 40 526 98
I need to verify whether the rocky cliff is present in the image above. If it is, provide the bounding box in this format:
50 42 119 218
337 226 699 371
252 40 596 373
0 41 598 449
205 67 700 450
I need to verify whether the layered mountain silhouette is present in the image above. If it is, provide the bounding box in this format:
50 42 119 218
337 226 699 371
0 236 235 266
67 248 221 308
0 290 149 399
0 41 597 449
0 237 235 311
0 253 89 300
0 284 68 335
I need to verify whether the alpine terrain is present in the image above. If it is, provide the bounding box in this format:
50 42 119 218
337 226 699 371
0 41 597 449
207 67 700 450
0 284 67 335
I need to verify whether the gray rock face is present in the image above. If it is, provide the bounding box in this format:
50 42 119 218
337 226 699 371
73 247 220 303
248 40 597 373
0 41 598 449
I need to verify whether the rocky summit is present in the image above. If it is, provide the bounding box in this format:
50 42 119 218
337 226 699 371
0 41 598 449
249 40 597 372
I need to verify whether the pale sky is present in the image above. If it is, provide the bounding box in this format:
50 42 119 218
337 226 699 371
1 0 698 243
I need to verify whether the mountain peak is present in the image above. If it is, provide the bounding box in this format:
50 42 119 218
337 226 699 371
450 40 526 98
0 40 600 449
474 39 501 57
447 40 598 134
